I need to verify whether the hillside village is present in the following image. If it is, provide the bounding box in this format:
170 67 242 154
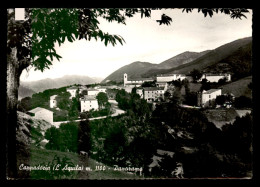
24 70 251 131
16 37 253 179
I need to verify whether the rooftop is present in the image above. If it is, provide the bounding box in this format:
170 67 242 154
203 89 221 94
50 95 57 99
143 87 164 91
128 77 154 81
81 95 97 101
28 107 53 114
203 73 230 76
87 88 99 91
157 74 186 77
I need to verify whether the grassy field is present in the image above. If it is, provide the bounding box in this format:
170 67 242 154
220 76 252 98
27 146 142 180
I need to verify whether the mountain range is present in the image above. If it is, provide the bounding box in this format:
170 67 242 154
102 37 252 82
19 75 103 97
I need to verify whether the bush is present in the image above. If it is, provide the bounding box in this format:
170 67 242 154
234 96 252 108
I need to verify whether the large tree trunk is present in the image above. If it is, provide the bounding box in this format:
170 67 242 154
6 48 23 179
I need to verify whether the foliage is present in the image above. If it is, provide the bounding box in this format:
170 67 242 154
200 78 211 91
45 122 78 152
18 96 32 112
53 109 68 122
234 96 252 108
190 69 203 82
215 94 234 106
141 81 156 87
78 120 91 153
184 91 198 106
56 92 71 110
96 92 109 109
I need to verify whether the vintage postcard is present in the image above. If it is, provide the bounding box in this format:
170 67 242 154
5 8 253 181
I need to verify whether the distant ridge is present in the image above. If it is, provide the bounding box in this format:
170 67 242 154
102 37 252 83
102 50 210 83
21 75 103 93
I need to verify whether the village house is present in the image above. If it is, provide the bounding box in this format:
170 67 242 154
198 73 231 83
136 88 144 98
87 88 100 96
80 95 99 112
27 107 53 124
50 95 57 108
95 87 107 93
66 86 78 99
197 89 222 108
79 85 88 93
143 87 166 102
123 73 154 87
156 74 186 87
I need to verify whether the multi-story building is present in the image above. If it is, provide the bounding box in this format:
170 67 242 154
28 107 53 124
66 86 78 99
143 87 165 102
80 95 99 112
198 73 231 83
156 74 186 87
197 89 222 107
50 95 57 108
123 73 154 87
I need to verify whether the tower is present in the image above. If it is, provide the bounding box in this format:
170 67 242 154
124 73 128 86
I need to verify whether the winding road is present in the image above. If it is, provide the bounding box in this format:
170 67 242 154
53 100 125 127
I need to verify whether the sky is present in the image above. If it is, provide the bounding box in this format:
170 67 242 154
20 8 253 82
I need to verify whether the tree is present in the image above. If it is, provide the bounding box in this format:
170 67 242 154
190 69 203 82
56 92 71 110
200 78 211 91
6 8 250 178
141 80 156 87
96 92 109 110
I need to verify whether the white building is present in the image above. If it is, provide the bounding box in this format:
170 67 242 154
143 87 165 102
87 88 100 96
136 88 144 98
66 86 78 99
198 73 231 83
156 74 186 87
79 85 88 93
198 89 222 107
50 95 57 108
124 73 154 87
80 95 99 112
28 107 53 124
96 87 107 93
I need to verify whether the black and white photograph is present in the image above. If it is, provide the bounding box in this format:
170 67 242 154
5 8 253 180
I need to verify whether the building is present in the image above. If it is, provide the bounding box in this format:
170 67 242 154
79 85 88 93
143 87 165 102
66 86 78 99
87 88 100 96
27 107 53 124
80 95 99 112
123 73 154 87
198 73 231 83
96 87 107 93
50 95 57 108
197 89 222 107
136 88 144 98
156 74 186 87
